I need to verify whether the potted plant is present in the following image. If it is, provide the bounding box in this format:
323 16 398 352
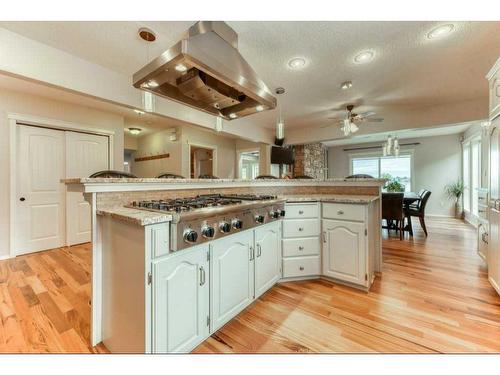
445 180 465 219
383 174 405 192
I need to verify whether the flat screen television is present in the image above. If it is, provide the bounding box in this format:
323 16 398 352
271 146 294 165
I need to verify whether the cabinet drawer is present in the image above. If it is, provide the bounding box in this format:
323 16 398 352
282 256 320 278
284 203 319 219
282 237 320 257
322 203 365 222
282 219 320 238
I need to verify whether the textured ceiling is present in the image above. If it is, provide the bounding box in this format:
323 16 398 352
1 21 499 132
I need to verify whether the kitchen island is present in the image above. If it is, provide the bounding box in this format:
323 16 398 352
64 178 385 352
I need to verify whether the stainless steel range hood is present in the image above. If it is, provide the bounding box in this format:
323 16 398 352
133 21 276 120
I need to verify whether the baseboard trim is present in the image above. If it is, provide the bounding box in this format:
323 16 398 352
489 276 500 296
426 214 455 218
0 254 12 261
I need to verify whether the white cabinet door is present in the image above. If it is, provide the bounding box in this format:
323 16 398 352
152 246 210 353
16 125 66 255
322 219 367 286
255 221 281 298
66 131 109 246
210 230 254 332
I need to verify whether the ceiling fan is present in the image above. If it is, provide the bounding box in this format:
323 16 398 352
321 105 384 136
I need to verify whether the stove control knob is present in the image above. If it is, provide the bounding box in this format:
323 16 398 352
232 218 243 230
201 225 215 238
269 211 280 219
183 229 198 244
255 215 265 224
219 221 231 233
280 210 286 217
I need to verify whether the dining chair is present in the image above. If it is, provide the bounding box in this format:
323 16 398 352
198 174 220 179
382 192 405 240
405 190 432 236
346 174 374 179
255 175 278 179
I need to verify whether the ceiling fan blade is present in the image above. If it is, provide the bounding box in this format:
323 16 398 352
355 111 376 119
365 117 384 122
327 116 343 120
320 124 335 129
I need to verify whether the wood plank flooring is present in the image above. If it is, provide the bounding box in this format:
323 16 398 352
1 217 499 353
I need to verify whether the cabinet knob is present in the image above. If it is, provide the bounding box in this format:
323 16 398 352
299 266 304 271
337 210 344 215
298 210 304 214
298 227 304 231
298 246 304 251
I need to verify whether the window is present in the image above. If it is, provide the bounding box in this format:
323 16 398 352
463 137 481 216
351 154 412 192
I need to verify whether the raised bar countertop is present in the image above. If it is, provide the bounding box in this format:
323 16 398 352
63 177 386 193
97 194 379 226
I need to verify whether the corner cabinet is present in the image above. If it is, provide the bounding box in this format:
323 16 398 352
255 221 281 298
210 230 255 332
152 245 210 353
322 219 366 286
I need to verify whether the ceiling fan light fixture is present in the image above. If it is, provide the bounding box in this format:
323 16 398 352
341 81 353 90
287 57 307 70
128 127 142 135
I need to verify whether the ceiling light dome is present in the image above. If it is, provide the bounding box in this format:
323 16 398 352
128 128 142 135
287 57 307 70
427 24 455 39
353 50 375 64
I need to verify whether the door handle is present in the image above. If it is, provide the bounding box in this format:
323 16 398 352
199 266 206 286
256 243 262 257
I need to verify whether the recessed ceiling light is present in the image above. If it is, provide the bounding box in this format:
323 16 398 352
133 109 145 115
256 105 264 112
128 128 142 135
147 80 159 88
287 57 307 70
353 50 375 64
427 24 455 39
229 113 237 119
341 81 353 90
175 64 188 72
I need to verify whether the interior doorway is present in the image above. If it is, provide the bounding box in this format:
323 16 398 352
190 145 216 178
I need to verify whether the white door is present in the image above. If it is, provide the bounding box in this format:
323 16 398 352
322 219 367 286
66 131 109 245
255 221 281 298
210 230 254 332
489 124 500 293
152 245 210 353
16 125 65 255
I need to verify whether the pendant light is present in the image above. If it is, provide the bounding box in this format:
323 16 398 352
139 27 157 113
383 135 400 157
275 87 285 142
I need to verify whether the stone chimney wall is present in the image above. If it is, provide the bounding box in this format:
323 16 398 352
293 143 327 179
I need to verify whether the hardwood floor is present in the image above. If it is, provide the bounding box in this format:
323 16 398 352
1 218 499 353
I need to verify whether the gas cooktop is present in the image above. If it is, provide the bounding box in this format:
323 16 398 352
127 194 285 252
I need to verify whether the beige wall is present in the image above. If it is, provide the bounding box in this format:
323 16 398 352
0 88 125 258
327 134 462 216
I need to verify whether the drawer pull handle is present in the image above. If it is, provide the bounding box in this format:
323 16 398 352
298 227 304 231
298 210 304 214
337 210 344 215
299 266 304 271
298 246 304 251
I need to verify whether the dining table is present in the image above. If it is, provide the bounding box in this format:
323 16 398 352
382 191 421 236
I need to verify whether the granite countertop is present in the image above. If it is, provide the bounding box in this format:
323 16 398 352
282 194 379 204
97 207 173 226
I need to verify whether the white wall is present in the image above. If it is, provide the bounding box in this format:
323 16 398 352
0 88 125 258
327 134 462 216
